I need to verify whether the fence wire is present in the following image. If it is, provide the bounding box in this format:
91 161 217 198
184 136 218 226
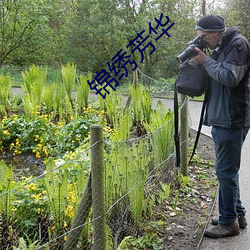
0 70 193 249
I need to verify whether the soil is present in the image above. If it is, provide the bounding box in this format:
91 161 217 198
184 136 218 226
158 130 217 250
0 152 45 180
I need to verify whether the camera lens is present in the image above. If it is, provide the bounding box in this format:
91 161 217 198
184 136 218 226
176 45 198 63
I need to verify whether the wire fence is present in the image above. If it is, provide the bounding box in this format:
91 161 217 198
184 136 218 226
0 69 191 249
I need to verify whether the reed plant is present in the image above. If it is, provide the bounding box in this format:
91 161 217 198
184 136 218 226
21 65 47 118
129 84 143 125
52 82 73 122
129 84 153 135
145 100 175 164
60 63 76 103
101 92 123 128
76 72 92 112
0 73 12 117
0 161 14 222
43 84 56 114
43 159 69 245
105 136 153 226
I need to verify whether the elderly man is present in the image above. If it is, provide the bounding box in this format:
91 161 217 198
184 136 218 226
192 15 250 238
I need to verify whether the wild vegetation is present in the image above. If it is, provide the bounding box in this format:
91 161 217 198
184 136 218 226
0 64 179 248
0 0 249 80
0 0 246 248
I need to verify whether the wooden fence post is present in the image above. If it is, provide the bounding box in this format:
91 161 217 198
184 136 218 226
91 124 106 250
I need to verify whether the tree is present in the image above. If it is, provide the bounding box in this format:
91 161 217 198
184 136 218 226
0 0 50 65
220 0 250 39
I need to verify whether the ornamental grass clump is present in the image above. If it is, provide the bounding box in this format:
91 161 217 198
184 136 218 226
76 72 92 111
0 73 12 117
21 65 47 118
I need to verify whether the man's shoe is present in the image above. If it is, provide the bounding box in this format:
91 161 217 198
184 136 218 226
211 214 247 229
238 215 248 228
204 222 240 238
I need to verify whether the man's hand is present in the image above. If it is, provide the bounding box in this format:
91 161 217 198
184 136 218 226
192 47 207 64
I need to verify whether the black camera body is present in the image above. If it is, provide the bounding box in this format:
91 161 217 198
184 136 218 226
176 36 208 64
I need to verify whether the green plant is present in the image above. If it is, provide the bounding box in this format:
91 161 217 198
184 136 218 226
105 136 153 235
43 84 56 114
117 233 163 250
157 182 171 204
108 109 132 141
76 72 92 111
13 233 49 250
129 84 153 127
60 63 76 102
0 161 15 222
178 173 191 189
43 159 69 221
172 190 180 210
101 92 123 128
12 176 49 241
145 100 174 163
0 73 12 117
21 65 47 118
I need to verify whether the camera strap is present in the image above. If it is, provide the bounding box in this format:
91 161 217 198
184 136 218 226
189 91 208 164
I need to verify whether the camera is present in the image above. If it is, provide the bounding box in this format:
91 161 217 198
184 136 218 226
176 36 208 64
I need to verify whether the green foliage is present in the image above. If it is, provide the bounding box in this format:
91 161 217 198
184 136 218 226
43 159 69 230
105 136 153 228
0 73 179 247
13 235 47 250
117 233 163 250
0 0 54 65
43 85 56 113
12 176 48 240
76 72 92 110
21 65 47 118
0 0 230 79
158 182 171 203
145 100 175 163
101 92 123 129
129 84 153 126
0 73 12 116
0 108 102 158
61 63 76 101
0 161 14 222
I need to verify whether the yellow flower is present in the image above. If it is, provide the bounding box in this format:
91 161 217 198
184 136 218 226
3 130 9 135
12 207 17 212
65 205 74 218
43 147 49 157
36 152 41 159
26 183 37 191
14 149 22 155
71 195 76 204
32 193 42 201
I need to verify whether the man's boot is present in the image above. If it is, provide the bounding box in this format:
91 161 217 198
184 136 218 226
211 214 247 229
204 222 240 238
